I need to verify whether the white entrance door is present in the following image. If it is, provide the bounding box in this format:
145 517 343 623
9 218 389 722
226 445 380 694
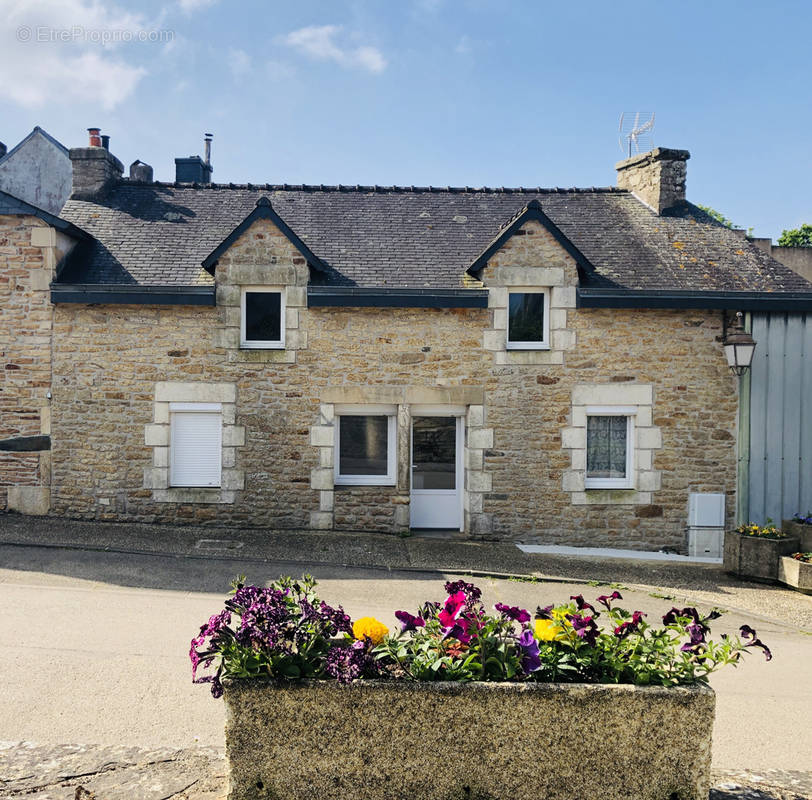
410 414 463 530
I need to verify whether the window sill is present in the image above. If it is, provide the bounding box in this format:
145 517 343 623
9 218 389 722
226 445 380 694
153 487 236 504
239 343 285 350
335 478 397 487
506 342 550 351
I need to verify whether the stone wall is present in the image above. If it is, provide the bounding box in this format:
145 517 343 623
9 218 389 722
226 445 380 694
45 214 739 550
0 216 72 512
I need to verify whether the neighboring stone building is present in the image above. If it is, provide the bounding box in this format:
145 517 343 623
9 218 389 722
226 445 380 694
2 132 811 551
0 127 71 215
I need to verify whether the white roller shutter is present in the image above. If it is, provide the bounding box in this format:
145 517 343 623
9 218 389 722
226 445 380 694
170 410 222 487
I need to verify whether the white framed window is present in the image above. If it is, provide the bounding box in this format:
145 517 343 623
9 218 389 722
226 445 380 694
240 286 285 349
584 406 635 490
334 404 397 486
170 402 222 488
506 288 550 350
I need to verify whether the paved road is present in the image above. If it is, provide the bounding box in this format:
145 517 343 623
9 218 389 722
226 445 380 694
1 541 810 774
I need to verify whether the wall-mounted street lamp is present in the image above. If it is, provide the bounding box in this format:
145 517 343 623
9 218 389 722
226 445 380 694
723 311 756 375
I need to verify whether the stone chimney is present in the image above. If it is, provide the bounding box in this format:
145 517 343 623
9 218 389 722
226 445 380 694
615 147 690 214
129 159 154 182
69 127 123 200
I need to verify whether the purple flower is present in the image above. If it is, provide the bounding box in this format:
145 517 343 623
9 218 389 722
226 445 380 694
394 610 425 633
596 591 622 610
494 603 531 623
570 614 599 647
570 595 598 614
518 628 541 673
680 622 707 653
445 619 473 645
663 606 701 627
535 604 554 620
613 610 646 639
324 640 375 684
438 591 466 628
444 580 482 604
740 624 772 661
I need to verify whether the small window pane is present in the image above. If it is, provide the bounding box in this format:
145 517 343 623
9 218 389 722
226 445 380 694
245 292 281 342
508 293 545 343
586 416 628 479
339 416 389 476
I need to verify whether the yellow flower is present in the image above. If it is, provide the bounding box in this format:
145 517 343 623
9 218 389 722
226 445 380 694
534 618 564 642
352 616 389 645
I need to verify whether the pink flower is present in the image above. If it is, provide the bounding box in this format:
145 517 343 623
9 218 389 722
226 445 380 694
438 591 466 628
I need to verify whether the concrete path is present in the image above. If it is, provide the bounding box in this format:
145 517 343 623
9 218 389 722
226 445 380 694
0 514 810 799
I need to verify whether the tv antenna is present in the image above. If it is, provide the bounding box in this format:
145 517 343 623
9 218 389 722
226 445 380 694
618 112 655 157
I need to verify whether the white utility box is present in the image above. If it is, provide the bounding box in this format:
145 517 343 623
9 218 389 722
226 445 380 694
687 493 726 559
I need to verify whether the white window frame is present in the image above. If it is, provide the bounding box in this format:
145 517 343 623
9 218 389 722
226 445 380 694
334 404 397 486
584 406 635 490
240 286 285 349
506 287 550 350
169 402 223 488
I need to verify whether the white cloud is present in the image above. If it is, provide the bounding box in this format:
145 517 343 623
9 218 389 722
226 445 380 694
265 60 296 81
279 25 386 74
177 0 218 13
0 0 150 109
455 35 472 55
228 47 251 78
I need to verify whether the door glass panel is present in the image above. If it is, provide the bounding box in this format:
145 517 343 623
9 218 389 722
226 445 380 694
412 417 456 490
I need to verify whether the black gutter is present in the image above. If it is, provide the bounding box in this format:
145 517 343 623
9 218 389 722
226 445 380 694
577 288 812 311
50 284 216 306
307 287 489 309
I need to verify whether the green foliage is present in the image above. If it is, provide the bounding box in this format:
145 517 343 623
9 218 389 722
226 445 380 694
696 204 736 229
778 224 812 247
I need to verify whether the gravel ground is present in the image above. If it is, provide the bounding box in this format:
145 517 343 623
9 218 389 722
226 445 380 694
0 742 812 800
2 743 810 799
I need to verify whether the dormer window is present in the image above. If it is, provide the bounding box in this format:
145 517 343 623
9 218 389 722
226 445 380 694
240 287 285 349
507 289 550 350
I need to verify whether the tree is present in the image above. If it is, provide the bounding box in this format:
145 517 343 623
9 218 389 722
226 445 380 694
696 204 736 229
778 224 812 248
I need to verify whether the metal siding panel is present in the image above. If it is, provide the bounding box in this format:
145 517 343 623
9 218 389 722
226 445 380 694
800 314 812 516
748 314 770 523
764 315 787 523
781 315 803 519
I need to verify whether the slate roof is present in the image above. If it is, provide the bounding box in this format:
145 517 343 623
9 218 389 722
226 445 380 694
56 181 812 293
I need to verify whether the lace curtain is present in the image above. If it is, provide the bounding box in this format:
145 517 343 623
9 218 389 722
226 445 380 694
586 416 627 478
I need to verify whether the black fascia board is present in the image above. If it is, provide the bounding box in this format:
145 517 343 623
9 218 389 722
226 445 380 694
308 286 489 309
577 287 812 311
50 284 215 306
201 196 329 275
467 198 595 277
0 188 91 241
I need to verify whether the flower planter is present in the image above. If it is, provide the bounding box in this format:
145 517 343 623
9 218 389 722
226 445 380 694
782 520 812 551
778 556 812 594
723 530 799 582
223 678 715 800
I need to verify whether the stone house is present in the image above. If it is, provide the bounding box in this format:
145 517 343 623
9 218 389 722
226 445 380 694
2 133 811 551
0 126 72 216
